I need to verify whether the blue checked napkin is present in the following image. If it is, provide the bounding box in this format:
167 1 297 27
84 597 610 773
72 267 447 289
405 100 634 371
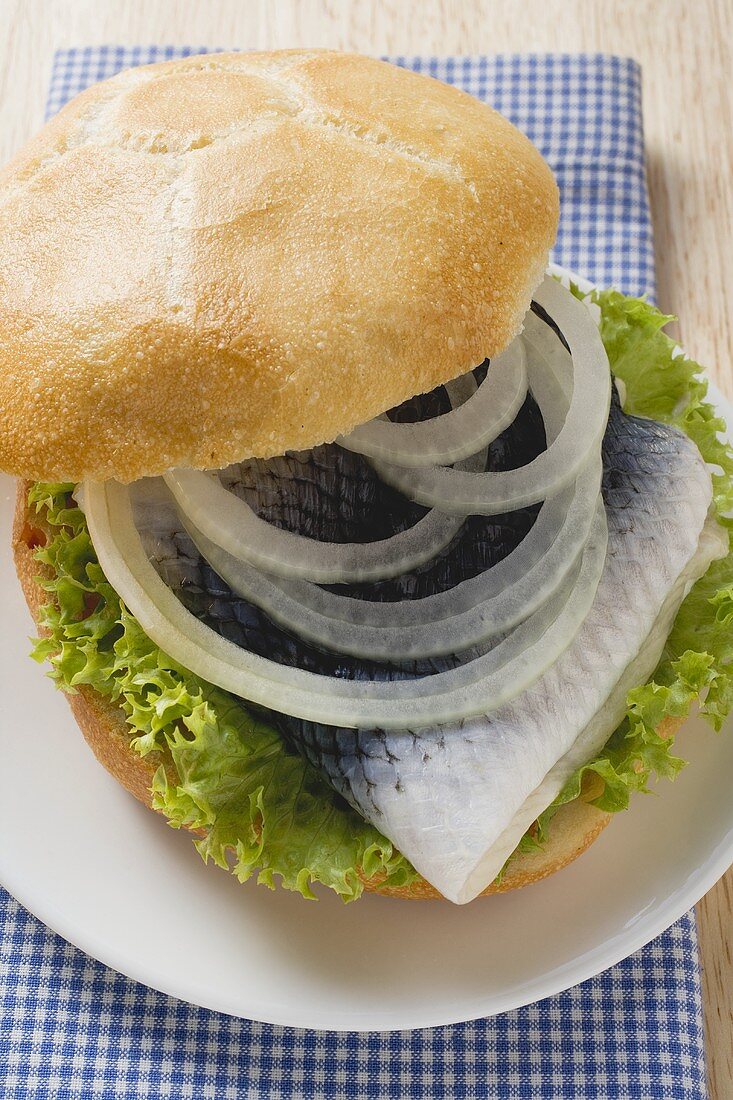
0 48 706 1100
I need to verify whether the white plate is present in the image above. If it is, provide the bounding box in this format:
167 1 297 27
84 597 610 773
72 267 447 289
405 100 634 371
1 279 732 1031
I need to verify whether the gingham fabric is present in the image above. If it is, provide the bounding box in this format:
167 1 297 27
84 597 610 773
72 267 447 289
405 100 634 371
0 48 706 1100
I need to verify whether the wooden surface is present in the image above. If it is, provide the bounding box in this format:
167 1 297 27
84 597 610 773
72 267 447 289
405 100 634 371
1 0 731 1092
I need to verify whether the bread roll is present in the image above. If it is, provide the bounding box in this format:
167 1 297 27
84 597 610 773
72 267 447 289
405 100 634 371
0 50 558 483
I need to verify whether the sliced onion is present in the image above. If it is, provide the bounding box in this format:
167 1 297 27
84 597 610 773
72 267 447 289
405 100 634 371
522 309 573 402
180 340 601 660
179 351 602 660
164 444 484 586
369 276 611 515
183 448 601 660
337 339 528 467
164 375 490 584
83 479 608 729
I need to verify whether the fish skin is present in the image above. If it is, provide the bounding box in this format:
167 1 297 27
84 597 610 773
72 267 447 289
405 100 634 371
288 405 718 901
135 394 719 902
139 389 546 682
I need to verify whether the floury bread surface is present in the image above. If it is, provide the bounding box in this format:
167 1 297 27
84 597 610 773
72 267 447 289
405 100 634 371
0 50 558 484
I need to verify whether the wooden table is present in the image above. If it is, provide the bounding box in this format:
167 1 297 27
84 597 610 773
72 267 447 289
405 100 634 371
2 1 731 1092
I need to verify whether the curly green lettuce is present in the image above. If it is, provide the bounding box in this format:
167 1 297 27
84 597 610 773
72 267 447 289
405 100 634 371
28 288 733 898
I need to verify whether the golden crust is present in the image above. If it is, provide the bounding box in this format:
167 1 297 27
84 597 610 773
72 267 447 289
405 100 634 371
0 50 559 483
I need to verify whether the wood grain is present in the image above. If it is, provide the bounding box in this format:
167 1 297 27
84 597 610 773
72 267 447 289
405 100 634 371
1 1 731 1093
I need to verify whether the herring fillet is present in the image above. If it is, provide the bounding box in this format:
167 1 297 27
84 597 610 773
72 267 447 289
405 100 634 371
292 410 720 903
133 403 723 904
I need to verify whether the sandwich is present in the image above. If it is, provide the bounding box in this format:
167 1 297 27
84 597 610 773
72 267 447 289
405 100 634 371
3 50 732 904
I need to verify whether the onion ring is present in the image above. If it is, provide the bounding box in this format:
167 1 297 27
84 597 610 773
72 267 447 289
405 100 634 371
180 356 601 660
369 276 611 515
337 338 527 467
164 378 486 584
83 478 607 729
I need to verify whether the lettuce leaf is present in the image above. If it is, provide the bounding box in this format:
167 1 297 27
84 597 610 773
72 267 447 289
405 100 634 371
29 484 416 901
27 287 733 897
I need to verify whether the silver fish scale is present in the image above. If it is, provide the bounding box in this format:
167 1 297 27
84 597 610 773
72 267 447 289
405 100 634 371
134 401 718 900
138 396 547 678
278 406 718 898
